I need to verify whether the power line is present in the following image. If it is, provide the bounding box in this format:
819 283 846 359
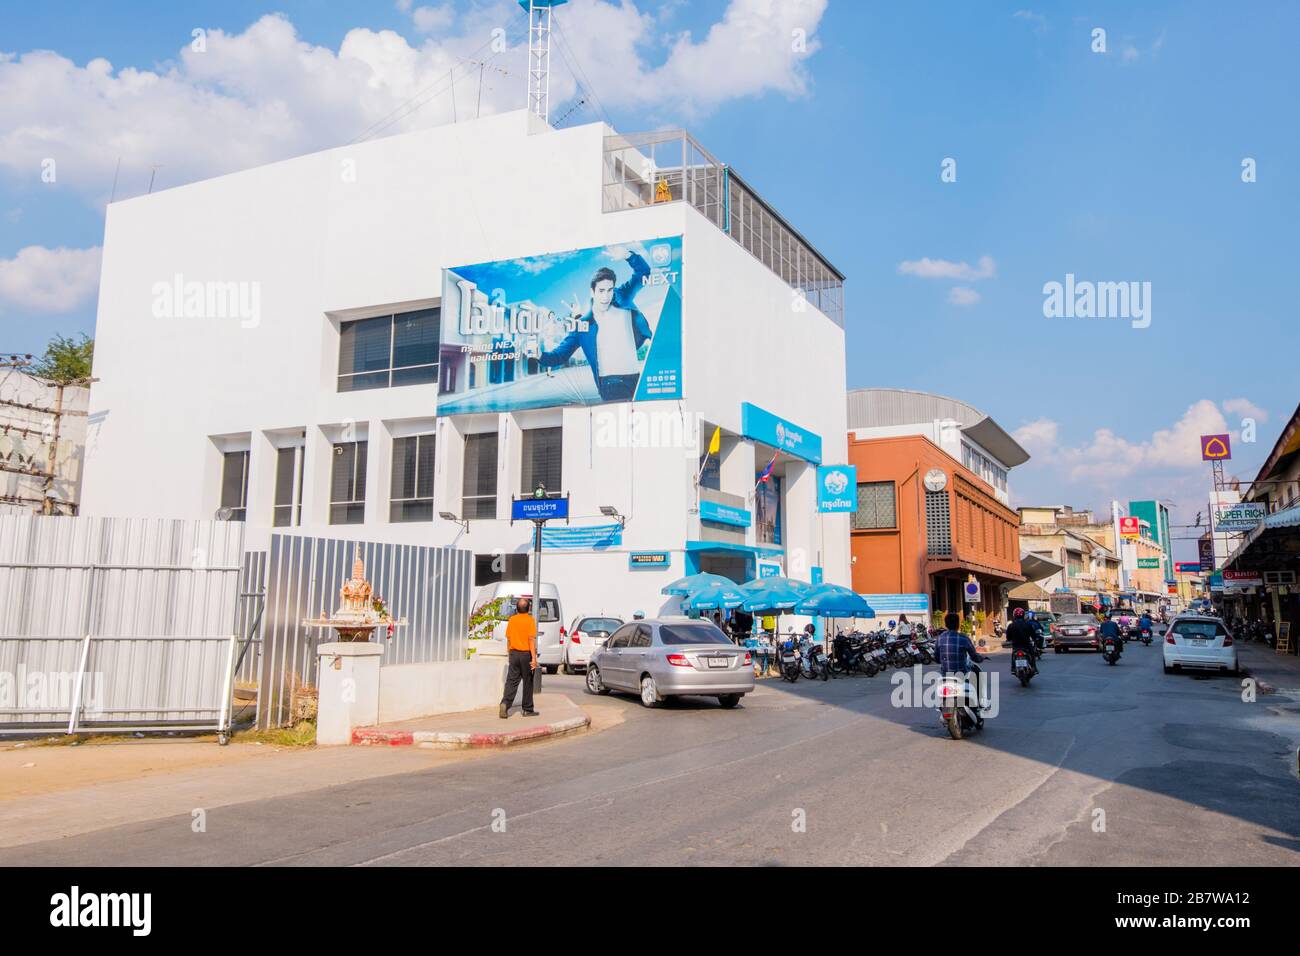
550 15 613 128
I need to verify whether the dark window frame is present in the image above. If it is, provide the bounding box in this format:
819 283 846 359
330 440 368 525
337 308 440 393
390 433 436 523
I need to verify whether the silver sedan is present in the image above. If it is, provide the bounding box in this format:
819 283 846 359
585 617 754 708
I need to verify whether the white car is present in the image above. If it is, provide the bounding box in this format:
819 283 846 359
560 615 624 674
1163 615 1238 675
471 581 564 673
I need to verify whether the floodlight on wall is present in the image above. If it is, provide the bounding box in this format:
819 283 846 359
439 511 469 534
599 505 626 529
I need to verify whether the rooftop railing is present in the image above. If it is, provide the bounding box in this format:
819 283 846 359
602 130 844 327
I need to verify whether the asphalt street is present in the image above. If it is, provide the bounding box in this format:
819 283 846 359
3 644 1298 866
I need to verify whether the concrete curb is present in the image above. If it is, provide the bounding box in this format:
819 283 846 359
351 713 590 749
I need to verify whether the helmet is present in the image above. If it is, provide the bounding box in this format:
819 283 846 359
1013 607 1026 618
632 610 645 620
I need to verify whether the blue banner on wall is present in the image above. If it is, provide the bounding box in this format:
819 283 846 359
740 402 822 464
817 465 856 513
541 523 623 551
859 593 930 617
700 500 752 527
439 237 683 413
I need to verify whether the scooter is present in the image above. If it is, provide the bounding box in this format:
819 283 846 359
1137 625 1153 646
938 670 985 740
1101 635 1122 665
1012 648 1038 687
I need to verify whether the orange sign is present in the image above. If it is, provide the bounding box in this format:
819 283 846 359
1119 516 1140 538
1200 434 1231 460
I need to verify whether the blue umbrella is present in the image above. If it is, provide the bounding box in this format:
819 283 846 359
661 572 736 596
794 584 876 618
683 583 748 611
740 578 812 613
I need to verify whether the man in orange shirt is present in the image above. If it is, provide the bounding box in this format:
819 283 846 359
500 597 539 718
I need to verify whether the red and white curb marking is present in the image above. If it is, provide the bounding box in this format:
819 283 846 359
351 714 590 749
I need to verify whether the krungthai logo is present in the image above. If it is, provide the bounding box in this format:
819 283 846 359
822 469 849 496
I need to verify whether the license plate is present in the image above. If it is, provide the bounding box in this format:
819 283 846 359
1190 638 1207 646
708 657 729 668
1066 629 1082 636
1015 660 1027 669
782 654 796 662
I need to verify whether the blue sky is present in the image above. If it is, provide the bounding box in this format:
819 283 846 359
1 0 1295 557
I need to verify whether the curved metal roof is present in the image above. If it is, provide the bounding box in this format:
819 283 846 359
846 387 1030 467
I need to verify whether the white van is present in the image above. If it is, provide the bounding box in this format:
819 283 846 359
471 581 565 672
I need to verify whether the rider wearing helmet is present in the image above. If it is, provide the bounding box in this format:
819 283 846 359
1005 607 1039 673
632 610 645 621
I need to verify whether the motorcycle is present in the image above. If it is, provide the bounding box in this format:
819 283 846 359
779 638 801 682
938 670 984 740
1137 625 1153 646
1101 635 1122 665
1012 647 1038 687
799 636 832 681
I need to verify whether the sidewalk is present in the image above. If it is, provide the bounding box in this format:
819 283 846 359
1238 642 1300 695
351 692 590 748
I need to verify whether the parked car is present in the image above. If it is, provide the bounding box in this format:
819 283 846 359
1163 615 1238 676
1052 613 1100 652
585 617 754 708
560 615 623 673
471 581 564 673
1027 610 1056 648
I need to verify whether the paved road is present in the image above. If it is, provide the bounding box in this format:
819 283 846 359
3 645 1298 866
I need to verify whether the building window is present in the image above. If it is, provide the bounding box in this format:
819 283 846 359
853 481 896 530
272 446 303 527
474 553 529 586
756 475 782 545
463 432 498 519
337 308 439 392
925 489 951 556
220 450 249 520
330 441 367 524
390 435 435 522
520 427 562 496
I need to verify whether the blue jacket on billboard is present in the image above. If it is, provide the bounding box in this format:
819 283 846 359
539 250 652 402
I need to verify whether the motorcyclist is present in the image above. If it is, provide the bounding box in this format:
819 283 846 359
1099 614 1123 657
935 612 987 727
1004 607 1039 675
1138 611 1154 638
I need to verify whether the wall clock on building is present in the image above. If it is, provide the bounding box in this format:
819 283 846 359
923 468 948 492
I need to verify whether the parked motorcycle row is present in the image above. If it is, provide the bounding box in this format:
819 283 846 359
774 623 939 683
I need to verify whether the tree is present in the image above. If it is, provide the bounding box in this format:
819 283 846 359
30 333 93 383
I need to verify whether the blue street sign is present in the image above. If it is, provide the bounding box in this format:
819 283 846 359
512 497 569 522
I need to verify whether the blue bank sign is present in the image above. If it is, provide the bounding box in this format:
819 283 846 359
817 464 856 513
511 497 569 522
699 500 752 527
740 403 822 464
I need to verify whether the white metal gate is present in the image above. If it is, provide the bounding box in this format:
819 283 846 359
0 515 246 736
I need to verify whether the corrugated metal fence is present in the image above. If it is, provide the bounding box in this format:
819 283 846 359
255 534 472 728
0 515 246 733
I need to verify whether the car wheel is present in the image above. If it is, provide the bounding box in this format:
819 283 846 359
1163 664 1172 674
559 656 571 676
544 664 558 675
585 665 610 696
718 694 741 709
639 675 662 708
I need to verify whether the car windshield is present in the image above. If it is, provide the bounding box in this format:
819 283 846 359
1060 615 1094 625
659 623 733 646
1172 620 1227 639
579 618 621 633
509 597 558 623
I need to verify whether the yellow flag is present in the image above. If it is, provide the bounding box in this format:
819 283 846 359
707 426 721 456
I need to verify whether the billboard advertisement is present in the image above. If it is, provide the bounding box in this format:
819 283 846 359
438 237 682 413
1212 500 1266 534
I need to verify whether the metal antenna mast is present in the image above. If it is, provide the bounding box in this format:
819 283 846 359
522 0 568 123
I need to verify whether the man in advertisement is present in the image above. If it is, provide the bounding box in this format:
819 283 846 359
539 246 651 402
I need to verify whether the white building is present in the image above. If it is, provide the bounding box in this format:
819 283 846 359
845 388 1029 506
83 111 851 619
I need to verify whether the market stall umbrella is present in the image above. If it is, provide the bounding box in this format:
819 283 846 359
661 572 736 596
683 583 749 611
739 577 812 613
794 584 876 619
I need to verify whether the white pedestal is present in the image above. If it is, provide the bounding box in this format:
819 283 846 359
316 641 385 746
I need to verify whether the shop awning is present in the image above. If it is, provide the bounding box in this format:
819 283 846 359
926 556 1025 583
1020 552 1064 582
1007 581 1049 601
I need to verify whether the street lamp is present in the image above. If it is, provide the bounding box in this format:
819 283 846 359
439 511 469 534
599 505 626 529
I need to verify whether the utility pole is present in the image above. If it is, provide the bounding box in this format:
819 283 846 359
0 354 93 515
524 0 568 124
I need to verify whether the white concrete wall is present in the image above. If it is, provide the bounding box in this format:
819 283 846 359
377 658 509 724
83 109 851 626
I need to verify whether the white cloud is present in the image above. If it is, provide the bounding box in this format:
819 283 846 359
0 245 101 313
1013 418 1058 457
947 286 980 306
1012 10 1047 32
898 255 996 281
0 2 829 205
1222 398 1267 423
411 4 455 33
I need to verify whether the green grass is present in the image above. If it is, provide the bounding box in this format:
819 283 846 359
230 721 317 747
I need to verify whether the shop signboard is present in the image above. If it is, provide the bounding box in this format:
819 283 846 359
1222 569 1263 589
816 465 856 513
757 562 782 579
1198 537 1215 572
1211 501 1267 534
1119 516 1140 538
1174 562 1201 573
1137 557 1161 569
629 552 670 569
700 500 751 527
1200 434 1232 461
740 403 822 464
438 236 683 413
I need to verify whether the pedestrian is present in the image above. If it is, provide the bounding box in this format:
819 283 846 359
500 597 539 719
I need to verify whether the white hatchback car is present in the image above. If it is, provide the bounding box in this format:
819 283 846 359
1163 615 1238 675
560 615 624 674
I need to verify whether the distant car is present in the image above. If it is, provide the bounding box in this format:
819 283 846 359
585 618 754 709
560 615 623 674
1027 611 1056 648
1053 613 1100 652
1163 615 1238 676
